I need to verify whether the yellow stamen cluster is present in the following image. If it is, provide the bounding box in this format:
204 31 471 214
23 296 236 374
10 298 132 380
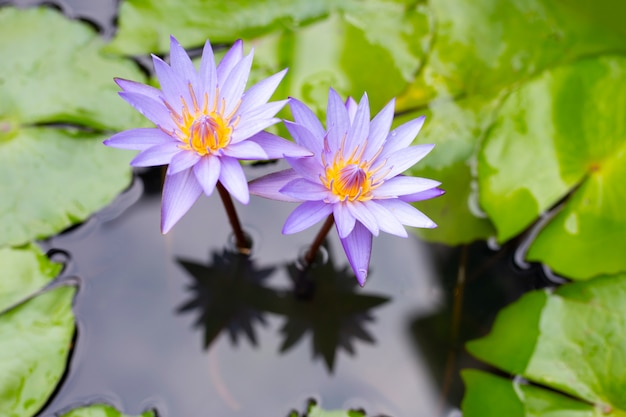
165 84 240 156
320 137 386 202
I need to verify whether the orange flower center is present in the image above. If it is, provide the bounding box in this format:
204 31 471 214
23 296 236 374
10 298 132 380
165 84 240 156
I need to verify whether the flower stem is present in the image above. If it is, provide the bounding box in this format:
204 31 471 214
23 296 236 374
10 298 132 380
304 214 335 266
216 181 250 255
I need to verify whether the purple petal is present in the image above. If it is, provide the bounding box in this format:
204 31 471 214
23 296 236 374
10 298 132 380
198 39 218 102
152 54 190 112
289 98 325 138
168 35 197 87
161 168 203 233
115 78 162 101
346 200 379 236
377 199 437 229
193 155 221 196
326 88 350 152
220 51 253 115
130 142 181 167
282 201 333 234
246 131 313 159
167 150 201 174
363 98 394 161
365 200 407 237
248 169 303 202
400 187 445 203
345 96 358 123
118 92 175 131
104 128 172 150
238 69 287 115
339 222 372 287
284 121 320 160
344 93 370 158
223 140 268 160
218 156 249 204
373 176 441 198
217 39 244 86
333 202 356 238
238 101 287 122
280 178 331 201
379 144 435 178
383 116 426 156
285 155 324 183
231 117 281 143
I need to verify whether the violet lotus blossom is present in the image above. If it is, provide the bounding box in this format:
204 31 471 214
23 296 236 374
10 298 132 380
248 89 443 286
104 36 310 233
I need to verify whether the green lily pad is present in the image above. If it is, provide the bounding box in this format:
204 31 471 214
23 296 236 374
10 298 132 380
393 0 626 245
0 286 76 417
464 273 626 414
60 404 155 417
289 401 366 417
479 55 626 279
0 244 60 312
0 7 146 247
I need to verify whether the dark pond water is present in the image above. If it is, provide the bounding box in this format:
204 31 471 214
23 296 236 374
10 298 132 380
5 0 554 415
34 162 547 417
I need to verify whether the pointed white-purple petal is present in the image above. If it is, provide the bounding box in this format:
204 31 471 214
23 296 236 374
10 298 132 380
238 69 287 115
285 156 323 183
383 115 426 156
284 121 321 161
326 88 350 152
373 176 441 198
345 96 358 123
249 170 303 202
333 202 356 238
366 200 408 237
399 187 445 203
167 150 201 174
130 142 180 167
377 199 437 229
289 97 325 138
282 201 333 234
339 222 372 287
217 39 244 85
152 54 190 111
238 100 287 122
220 51 253 115
199 39 217 101
280 178 330 201
346 200 379 236
223 140 268 160
115 78 162 101
218 156 249 204
380 144 436 178
247 131 313 159
118 92 175 131
168 35 197 87
161 168 203 233
231 117 281 143
193 155 221 196
363 98 395 161
344 93 370 157
104 128 172 150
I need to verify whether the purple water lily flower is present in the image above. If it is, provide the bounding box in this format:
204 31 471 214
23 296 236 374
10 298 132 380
249 89 443 286
104 36 310 233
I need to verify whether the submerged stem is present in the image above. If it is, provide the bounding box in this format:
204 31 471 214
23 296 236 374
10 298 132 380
216 181 250 255
304 214 335 266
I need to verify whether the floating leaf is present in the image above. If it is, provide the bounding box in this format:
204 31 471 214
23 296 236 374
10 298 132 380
464 274 626 414
0 7 146 246
289 401 366 417
0 286 76 417
479 55 626 279
60 404 155 417
395 0 626 245
0 244 60 312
